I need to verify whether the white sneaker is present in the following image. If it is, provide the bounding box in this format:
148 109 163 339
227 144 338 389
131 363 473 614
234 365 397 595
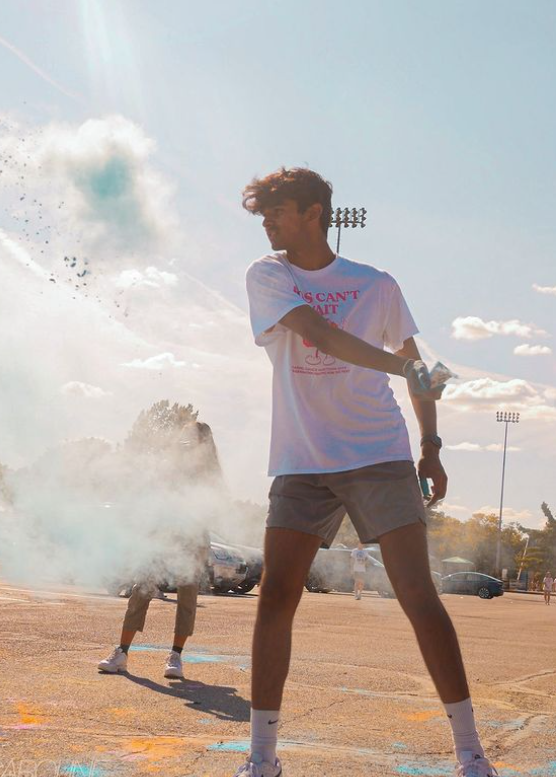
98 647 128 673
164 650 184 679
232 754 282 776
456 752 498 777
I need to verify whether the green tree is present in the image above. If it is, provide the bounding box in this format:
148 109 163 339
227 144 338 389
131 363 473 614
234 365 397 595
123 400 222 486
125 400 199 454
541 502 555 526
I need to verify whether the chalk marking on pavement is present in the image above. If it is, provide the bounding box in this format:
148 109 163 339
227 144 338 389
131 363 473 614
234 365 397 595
128 644 249 664
60 764 107 777
0 596 29 602
207 742 552 777
0 585 123 602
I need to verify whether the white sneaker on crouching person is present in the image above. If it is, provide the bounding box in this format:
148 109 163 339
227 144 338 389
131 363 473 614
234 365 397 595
98 647 128 674
456 752 498 777
232 754 282 777
164 650 184 679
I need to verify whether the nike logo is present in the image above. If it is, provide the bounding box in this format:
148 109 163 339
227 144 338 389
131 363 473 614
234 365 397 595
268 719 279 725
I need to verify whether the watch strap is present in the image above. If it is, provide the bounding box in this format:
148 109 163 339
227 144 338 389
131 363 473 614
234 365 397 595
421 434 442 449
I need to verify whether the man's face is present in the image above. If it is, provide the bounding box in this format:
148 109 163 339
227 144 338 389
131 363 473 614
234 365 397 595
262 199 309 251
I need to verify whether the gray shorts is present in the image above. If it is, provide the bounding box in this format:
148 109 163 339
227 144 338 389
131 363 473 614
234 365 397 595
268 460 426 547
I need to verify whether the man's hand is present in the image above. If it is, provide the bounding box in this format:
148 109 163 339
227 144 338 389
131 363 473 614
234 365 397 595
418 445 447 506
403 359 445 401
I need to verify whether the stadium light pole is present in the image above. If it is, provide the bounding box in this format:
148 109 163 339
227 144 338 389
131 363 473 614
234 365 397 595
495 411 520 577
330 207 367 253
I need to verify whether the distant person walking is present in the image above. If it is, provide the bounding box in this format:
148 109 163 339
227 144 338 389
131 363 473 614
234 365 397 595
351 542 372 600
542 572 553 605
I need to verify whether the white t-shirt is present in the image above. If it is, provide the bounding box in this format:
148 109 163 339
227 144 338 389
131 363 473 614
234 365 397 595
543 576 553 591
351 548 371 573
246 252 418 476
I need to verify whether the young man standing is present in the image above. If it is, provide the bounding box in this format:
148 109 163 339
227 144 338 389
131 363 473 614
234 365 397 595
232 168 496 777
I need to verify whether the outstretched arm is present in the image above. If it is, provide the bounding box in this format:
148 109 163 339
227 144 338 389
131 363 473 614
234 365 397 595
279 306 442 400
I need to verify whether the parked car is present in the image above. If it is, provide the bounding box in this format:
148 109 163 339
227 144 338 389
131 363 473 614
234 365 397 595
306 546 442 597
210 533 264 594
208 541 249 594
441 572 503 599
105 538 249 597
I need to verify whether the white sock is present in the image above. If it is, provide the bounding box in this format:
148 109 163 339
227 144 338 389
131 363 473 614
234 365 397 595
251 709 280 764
444 699 484 762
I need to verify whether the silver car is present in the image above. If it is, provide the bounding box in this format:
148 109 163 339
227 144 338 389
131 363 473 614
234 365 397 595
306 545 442 597
208 541 249 594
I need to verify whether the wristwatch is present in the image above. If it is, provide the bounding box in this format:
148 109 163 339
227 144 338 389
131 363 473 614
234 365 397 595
421 434 442 449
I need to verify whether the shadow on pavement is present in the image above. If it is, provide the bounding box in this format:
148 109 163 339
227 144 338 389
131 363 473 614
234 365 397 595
122 673 250 721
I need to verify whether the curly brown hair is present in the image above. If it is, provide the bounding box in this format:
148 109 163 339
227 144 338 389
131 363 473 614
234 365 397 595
242 167 333 234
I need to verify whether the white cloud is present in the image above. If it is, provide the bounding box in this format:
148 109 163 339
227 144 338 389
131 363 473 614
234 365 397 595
444 377 536 402
513 344 552 356
445 441 520 452
61 381 112 399
451 316 548 341
115 266 178 290
443 377 556 420
122 352 186 370
484 443 520 452
533 283 556 296
442 502 472 515
446 442 481 452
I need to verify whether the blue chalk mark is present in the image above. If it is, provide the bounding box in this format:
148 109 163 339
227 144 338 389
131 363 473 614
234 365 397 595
129 645 224 662
198 717 218 725
396 766 448 776
393 742 408 750
60 764 106 777
531 763 556 776
208 741 250 753
184 654 223 664
129 644 169 652
340 686 377 697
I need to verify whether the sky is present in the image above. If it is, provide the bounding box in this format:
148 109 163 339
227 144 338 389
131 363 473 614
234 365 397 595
0 0 554 529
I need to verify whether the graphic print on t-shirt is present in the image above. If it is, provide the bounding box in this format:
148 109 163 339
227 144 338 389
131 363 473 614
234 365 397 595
292 283 358 375
245 253 419 476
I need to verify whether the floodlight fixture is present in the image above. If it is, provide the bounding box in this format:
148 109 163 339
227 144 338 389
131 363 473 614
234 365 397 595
330 207 367 253
494 411 521 576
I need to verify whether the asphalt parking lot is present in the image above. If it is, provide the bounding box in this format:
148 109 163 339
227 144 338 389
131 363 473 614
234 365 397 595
1 582 555 777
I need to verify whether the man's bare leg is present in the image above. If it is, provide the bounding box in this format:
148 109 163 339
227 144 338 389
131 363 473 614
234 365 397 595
252 527 323 710
172 634 188 650
380 521 488 765
379 522 469 702
244 527 321 771
119 628 136 648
